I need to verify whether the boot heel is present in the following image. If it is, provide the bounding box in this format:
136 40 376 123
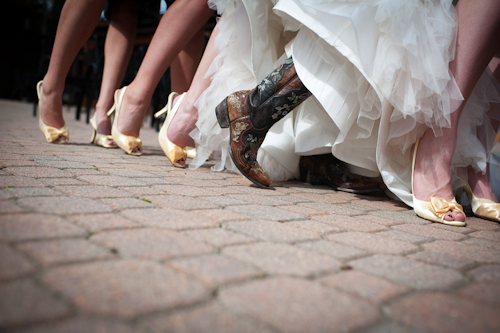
215 98 230 128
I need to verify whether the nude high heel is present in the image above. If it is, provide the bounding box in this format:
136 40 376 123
90 113 117 148
36 81 69 144
154 92 188 168
463 182 500 222
107 87 142 156
411 138 466 226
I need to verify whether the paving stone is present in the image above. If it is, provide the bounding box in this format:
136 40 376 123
279 204 330 216
391 224 467 241
0 176 46 188
44 260 210 318
152 185 219 197
422 240 500 264
358 214 402 226
122 208 218 230
0 281 70 329
219 277 379 333
91 228 213 260
77 175 147 186
467 264 500 283
376 230 432 244
407 250 476 271
296 240 369 260
6 187 59 197
131 177 176 185
312 215 389 232
460 237 500 250
181 228 257 248
327 232 418 254
318 270 410 304
223 243 340 277
225 205 307 221
224 220 320 243
194 209 251 222
36 160 95 169
117 186 166 196
355 198 409 211
369 210 429 225
104 169 158 178
360 322 425 333
18 317 141 333
4 166 72 178
428 222 473 234
53 185 133 198
68 213 141 232
280 183 335 194
159 177 222 187
1 160 39 167
468 230 500 243
464 217 500 231
0 200 27 213
168 254 263 287
17 196 114 215
0 190 13 200
290 192 349 204
99 197 155 209
0 214 86 241
226 185 288 196
226 194 307 206
141 302 274 333
41 178 89 186
18 238 112 266
388 293 500 332
202 195 248 207
0 243 36 281
456 282 500 307
144 195 219 210
286 220 343 234
351 254 465 290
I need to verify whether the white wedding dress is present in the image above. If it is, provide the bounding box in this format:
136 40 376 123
190 0 500 206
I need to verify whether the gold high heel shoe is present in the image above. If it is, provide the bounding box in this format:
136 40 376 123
154 92 188 168
36 81 69 144
90 113 118 148
411 138 466 226
463 182 500 222
107 87 142 156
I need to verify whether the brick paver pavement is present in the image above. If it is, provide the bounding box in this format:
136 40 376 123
1 99 500 332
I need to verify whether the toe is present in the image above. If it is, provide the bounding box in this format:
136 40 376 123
452 209 465 222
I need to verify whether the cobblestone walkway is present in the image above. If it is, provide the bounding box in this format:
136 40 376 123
1 99 500 332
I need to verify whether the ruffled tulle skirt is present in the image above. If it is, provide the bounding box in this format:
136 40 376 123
191 0 500 206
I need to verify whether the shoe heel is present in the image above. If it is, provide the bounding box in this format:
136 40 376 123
90 128 96 144
215 98 230 128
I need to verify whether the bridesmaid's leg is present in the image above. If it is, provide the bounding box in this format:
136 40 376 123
41 0 107 130
94 0 138 141
412 0 500 222
115 0 214 138
170 26 206 94
167 23 221 150
466 46 500 203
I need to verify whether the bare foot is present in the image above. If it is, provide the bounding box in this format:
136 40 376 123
167 93 197 148
39 82 67 144
467 166 499 202
93 107 115 146
412 130 465 222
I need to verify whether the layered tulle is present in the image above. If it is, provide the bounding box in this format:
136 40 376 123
191 0 499 206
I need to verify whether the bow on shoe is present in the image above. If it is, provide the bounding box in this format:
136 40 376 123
124 136 142 152
428 197 464 220
45 126 69 143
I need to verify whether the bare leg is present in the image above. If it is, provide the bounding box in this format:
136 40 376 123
41 0 107 132
170 26 206 94
466 46 500 202
166 23 220 154
94 0 138 144
116 0 214 137
413 0 500 222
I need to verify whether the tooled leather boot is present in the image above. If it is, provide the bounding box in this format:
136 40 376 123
215 57 311 188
